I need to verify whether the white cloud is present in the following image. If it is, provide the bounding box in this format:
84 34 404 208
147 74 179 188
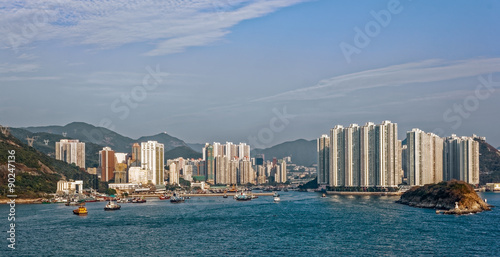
0 0 309 56
253 58 500 102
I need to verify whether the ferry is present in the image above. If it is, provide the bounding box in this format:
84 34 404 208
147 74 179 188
104 200 121 211
73 206 88 216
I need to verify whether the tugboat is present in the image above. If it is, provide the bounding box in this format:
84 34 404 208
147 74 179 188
104 200 121 211
170 193 185 203
235 192 252 201
73 205 88 216
273 192 280 202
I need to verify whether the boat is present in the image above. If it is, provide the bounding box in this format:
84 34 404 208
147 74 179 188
170 194 185 203
235 192 252 201
135 197 147 203
66 200 80 206
273 192 280 202
73 205 88 216
223 193 228 198
159 195 171 200
104 200 121 211
228 185 237 193
322 193 326 198
284 188 289 192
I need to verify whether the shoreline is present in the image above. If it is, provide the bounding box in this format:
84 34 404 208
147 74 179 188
326 191 403 196
0 198 43 204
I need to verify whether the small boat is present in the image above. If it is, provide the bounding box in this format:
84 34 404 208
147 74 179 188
104 200 121 211
66 201 80 206
235 192 252 201
135 197 147 203
159 195 171 200
273 192 280 202
73 206 88 215
322 193 326 198
170 194 185 203
284 188 289 192
223 193 228 198
251 194 258 199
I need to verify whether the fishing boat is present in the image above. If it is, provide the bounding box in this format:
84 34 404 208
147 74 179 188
73 205 88 216
170 193 185 203
273 192 280 202
235 192 252 201
104 200 121 211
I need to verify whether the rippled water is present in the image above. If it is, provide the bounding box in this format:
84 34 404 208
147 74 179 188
1 192 499 256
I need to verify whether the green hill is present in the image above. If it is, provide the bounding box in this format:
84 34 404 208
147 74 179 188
24 122 135 153
476 139 500 184
137 132 188 151
22 122 189 153
165 146 202 160
252 139 317 167
0 130 101 198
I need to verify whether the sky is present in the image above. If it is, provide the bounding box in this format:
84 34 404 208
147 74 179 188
1 0 499 148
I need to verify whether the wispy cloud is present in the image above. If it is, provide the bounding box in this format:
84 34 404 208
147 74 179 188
0 63 39 73
253 58 500 102
0 0 309 56
0 76 60 81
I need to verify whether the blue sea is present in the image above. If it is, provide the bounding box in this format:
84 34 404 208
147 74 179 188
1 191 499 256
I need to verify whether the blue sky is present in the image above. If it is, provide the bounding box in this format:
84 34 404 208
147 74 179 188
1 0 499 148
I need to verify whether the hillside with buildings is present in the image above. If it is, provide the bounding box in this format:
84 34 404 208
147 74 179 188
0 128 98 198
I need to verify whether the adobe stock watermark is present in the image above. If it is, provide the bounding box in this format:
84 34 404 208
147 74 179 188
248 107 295 149
82 65 168 143
432 74 498 136
6 150 17 250
339 0 405 64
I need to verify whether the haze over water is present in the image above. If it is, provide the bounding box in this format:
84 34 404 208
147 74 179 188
2 191 499 256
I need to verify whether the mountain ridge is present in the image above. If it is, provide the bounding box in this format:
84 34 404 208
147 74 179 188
21 122 189 152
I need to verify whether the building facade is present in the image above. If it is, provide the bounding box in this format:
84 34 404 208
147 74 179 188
141 141 165 185
55 139 85 168
317 134 330 186
443 135 480 185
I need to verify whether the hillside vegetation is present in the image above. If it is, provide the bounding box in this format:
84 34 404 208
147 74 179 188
476 139 500 184
0 130 100 198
